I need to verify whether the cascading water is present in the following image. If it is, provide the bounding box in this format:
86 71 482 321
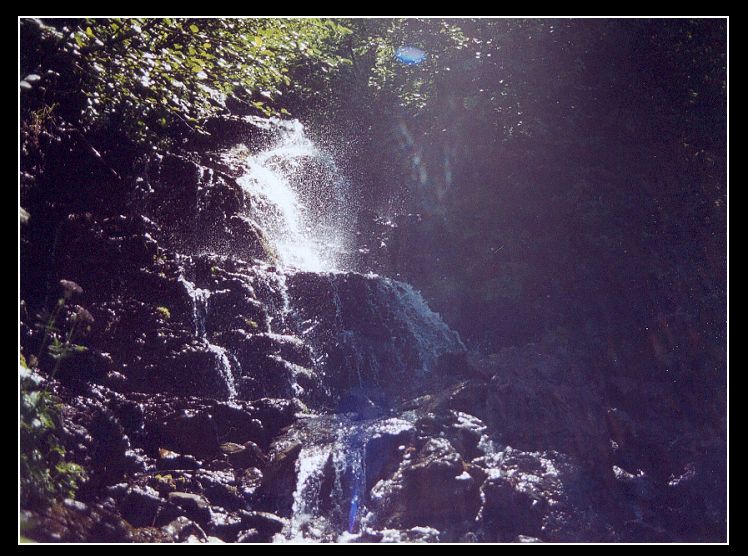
224 118 465 541
273 414 416 543
237 118 353 272
178 272 238 400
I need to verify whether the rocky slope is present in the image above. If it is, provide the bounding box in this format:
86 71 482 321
19 117 726 543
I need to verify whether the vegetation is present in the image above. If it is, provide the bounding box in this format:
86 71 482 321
20 17 351 145
19 17 727 512
20 360 86 508
20 281 91 508
156 306 171 320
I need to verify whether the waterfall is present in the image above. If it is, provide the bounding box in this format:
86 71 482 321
237 118 352 272
216 118 466 541
276 415 374 542
178 273 238 400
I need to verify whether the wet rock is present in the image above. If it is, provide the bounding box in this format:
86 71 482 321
256 442 302 515
162 516 209 543
211 401 265 445
203 483 245 513
239 511 288 542
433 351 486 385
221 441 267 469
53 214 160 304
479 342 611 472
88 410 142 487
337 386 389 420
207 288 266 334
662 445 727 542
113 400 145 438
513 535 544 543
475 447 614 543
205 510 245 541
238 467 264 494
286 271 464 403
250 398 303 445
21 499 135 543
157 448 201 471
236 528 262 543
368 437 481 538
118 486 163 528
364 419 416 492
166 343 237 400
138 153 268 261
480 476 544 542
56 349 115 385
153 409 220 459
168 492 211 523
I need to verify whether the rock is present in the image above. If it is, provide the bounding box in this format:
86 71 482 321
220 441 266 469
250 398 303 445
368 437 481 538
167 492 211 523
337 386 388 420
478 342 611 473
364 419 416 492
480 476 544 542
514 535 544 543
155 410 220 459
203 482 245 513
236 528 261 543
206 510 245 541
212 402 264 445
255 442 302 515
163 516 209 543
239 511 288 542
158 448 201 471
56 349 115 384
21 500 135 543
285 271 464 403
88 410 141 487
207 288 266 334
118 486 163 528
475 447 614 543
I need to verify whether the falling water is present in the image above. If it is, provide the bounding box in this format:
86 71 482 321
223 118 466 541
178 273 238 399
237 119 352 272
276 415 372 542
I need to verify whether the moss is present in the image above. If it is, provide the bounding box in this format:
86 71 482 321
156 306 171 320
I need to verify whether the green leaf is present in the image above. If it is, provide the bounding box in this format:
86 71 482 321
189 24 199 33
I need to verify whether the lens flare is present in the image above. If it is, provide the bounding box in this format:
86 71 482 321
395 46 426 65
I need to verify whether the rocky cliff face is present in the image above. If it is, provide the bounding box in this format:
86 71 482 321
19 117 725 543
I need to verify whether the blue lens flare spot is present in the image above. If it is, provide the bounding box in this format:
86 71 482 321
395 46 426 65
348 494 360 533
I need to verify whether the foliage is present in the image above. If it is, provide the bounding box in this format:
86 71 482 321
20 361 86 508
21 17 352 143
310 18 726 362
20 281 91 508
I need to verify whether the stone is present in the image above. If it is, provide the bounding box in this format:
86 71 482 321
118 486 163 528
211 402 264 445
163 516 209 543
167 492 212 523
220 440 267 469
239 511 288 542
155 410 220 459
